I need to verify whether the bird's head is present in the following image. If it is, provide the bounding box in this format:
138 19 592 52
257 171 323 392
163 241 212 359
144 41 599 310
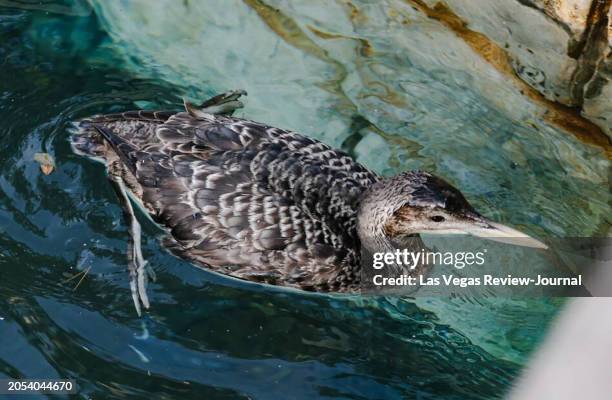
357 171 547 252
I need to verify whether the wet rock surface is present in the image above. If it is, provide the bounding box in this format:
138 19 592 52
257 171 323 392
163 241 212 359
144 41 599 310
428 0 611 136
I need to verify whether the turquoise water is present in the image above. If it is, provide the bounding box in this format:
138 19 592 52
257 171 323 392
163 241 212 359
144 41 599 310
0 1 608 399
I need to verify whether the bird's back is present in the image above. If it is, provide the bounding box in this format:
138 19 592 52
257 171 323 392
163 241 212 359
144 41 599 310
72 110 379 291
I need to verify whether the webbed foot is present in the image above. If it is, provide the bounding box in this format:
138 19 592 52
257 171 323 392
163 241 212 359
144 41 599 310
198 89 247 115
109 173 151 316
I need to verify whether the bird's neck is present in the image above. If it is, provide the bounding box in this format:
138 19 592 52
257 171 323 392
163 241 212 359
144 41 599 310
356 181 398 254
356 180 416 275
356 203 405 274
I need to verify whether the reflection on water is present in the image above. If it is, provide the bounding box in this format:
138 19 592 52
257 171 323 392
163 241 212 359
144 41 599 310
0 1 608 399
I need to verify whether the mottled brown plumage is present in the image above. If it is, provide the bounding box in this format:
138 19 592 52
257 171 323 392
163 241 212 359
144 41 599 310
72 94 383 293
71 90 546 314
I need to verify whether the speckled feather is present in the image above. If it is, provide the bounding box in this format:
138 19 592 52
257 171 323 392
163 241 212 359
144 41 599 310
72 110 381 291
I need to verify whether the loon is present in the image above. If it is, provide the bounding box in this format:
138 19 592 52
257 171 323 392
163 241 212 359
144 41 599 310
71 90 546 315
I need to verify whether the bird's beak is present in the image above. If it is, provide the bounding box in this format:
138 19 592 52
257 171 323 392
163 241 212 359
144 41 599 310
462 215 548 249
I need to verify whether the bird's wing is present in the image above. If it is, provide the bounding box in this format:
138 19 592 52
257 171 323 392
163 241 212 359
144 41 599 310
105 113 378 290
72 110 173 159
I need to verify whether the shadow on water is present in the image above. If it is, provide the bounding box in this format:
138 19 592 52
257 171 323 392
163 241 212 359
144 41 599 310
0 1 575 399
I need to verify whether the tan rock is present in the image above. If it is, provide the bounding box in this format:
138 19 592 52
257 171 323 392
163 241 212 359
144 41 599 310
427 0 611 136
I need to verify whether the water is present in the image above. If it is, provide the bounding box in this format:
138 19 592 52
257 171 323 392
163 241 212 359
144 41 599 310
0 1 608 399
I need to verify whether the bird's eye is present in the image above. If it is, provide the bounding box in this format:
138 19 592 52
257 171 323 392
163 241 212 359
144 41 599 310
430 215 445 222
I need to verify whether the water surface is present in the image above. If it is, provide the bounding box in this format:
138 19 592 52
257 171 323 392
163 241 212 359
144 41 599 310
0 1 609 399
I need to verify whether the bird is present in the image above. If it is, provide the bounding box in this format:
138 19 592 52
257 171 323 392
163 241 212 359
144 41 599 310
70 90 546 315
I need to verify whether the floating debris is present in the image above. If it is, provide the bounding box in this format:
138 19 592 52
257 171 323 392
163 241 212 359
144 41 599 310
72 266 91 291
61 266 92 291
61 249 94 290
34 152 55 175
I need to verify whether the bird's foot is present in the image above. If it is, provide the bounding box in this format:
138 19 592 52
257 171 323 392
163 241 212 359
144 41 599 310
109 172 153 317
197 89 247 115
128 239 150 317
